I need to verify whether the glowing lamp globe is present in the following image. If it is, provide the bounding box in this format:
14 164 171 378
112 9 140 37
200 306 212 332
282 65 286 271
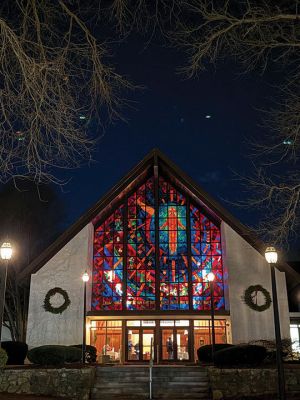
207 272 215 282
0 242 12 260
265 247 278 264
82 271 89 282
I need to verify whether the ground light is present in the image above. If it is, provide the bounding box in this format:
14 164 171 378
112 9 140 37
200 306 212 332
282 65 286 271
265 246 285 400
82 271 89 364
207 271 216 363
0 242 12 345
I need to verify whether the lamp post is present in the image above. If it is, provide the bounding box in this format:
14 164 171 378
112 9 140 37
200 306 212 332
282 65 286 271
0 242 12 345
81 271 89 364
265 246 285 400
207 272 216 363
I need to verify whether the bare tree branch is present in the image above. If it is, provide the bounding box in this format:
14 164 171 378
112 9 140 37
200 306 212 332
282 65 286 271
0 0 132 184
173 0 300 245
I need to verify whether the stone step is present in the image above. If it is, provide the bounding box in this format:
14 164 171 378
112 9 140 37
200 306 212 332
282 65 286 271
156 395 209 400
95 377 149 384
96 374 208 380
96 368 207 374
166 381 209 387
97 364 206 372
92 366 210 400
93 387 149 392
94 382 149 388
91 396 148 400
91 394 209 400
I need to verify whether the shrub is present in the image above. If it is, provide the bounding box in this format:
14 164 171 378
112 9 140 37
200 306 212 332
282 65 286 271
28 345 81 366
70 344 97 363
0 348 8 368
249 339 292 362
1 341 28 365
197 344 233 363
64 346 82 363
214 345 267 366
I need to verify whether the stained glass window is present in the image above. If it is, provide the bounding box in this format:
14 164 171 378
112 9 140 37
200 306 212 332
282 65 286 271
127 178 156 310
92 205 124 310
92 174 225 312
190 204 224 310
159 178 189 310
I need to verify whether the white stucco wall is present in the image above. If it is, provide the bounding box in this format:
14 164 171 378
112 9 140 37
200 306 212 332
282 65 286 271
222 222 290 343
26 223 94 348
26 217 291 348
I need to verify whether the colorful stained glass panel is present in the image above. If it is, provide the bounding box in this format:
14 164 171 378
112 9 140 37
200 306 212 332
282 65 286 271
92 205 124 310
190 203 224 310
126 178 156 310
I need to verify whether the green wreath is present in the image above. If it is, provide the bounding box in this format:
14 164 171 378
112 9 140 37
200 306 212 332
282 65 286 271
243 285 272 312
43 287 71 314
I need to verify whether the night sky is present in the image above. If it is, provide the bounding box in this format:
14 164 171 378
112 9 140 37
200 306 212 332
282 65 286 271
57 34 287 255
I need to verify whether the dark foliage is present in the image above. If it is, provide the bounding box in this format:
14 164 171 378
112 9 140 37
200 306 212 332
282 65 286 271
28 345 81 366
197 344 233 363
248 339 292 362
214 345 267 366
1 341 28 365
70 345 97 363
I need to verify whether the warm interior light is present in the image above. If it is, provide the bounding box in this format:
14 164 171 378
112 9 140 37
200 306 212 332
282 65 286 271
265 247 278 264
207 272 215 282
0 242 12 260
82 271 89 282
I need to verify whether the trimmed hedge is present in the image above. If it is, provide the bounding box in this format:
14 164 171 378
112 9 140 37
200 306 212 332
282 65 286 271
28 345 81 366
70 345 97 363
197 344 233 363
214 344 267 366
0 348 8 368
1 341 28 365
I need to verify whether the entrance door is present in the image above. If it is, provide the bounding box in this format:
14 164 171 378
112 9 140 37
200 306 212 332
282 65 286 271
126 328 155 362
160 328 190 362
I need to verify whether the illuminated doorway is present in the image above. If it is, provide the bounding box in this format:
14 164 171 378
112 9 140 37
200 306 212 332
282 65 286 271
160 320 190 362
90 320 122 362
126 320 156 362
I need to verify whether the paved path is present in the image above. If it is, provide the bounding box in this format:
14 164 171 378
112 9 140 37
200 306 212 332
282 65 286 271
0 395 67 399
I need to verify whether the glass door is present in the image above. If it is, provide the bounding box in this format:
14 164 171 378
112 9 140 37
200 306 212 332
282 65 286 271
127 329 140 361
176 329 189 361
161 329 175 361
160 328 190 362
126 327 155 362
142 329 155 361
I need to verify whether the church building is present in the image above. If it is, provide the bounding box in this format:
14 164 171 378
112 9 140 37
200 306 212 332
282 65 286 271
21 149 300 363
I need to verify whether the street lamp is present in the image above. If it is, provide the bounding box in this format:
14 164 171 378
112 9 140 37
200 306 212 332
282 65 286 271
81 271 89 364
0 242 12 344
265 246 285 400
207 271 216 363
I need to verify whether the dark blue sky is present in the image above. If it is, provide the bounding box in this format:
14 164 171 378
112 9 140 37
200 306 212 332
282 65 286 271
60 35 278 248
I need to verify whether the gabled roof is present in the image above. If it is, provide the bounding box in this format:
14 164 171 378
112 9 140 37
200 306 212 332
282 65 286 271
18 148 300 292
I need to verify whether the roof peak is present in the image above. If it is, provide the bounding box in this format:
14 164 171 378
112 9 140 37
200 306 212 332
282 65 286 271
17 149 300 288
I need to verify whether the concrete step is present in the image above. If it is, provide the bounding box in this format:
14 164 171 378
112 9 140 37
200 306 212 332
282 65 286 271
92 366 210 400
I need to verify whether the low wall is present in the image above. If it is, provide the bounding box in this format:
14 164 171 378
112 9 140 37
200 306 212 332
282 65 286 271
208 366 300 399
0 367 96 400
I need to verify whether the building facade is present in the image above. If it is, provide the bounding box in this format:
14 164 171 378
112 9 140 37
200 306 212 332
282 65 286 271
24 150 295 363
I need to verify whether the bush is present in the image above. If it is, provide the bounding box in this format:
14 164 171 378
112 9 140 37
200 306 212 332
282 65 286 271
197 344 233 363
0 348 8 368
28 345 81 366
1 341 28 365
214 345 267 366
249 339 292 362
70 345 97 363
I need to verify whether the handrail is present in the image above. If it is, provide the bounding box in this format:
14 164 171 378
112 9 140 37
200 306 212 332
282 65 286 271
149 337 153 400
